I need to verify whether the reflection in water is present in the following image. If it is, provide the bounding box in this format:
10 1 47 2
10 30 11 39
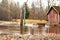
41 24 50 35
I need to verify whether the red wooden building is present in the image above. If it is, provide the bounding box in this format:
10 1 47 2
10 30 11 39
47 6 60 24
47 6 60 34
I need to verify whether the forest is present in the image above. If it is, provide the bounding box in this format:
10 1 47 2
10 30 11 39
0 0 60 21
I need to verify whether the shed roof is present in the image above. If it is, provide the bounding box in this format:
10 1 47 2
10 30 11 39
47 6 60 15
53 6 60 12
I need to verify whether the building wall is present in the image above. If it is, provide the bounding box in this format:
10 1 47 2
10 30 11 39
48 9 59 24
46 25 59 34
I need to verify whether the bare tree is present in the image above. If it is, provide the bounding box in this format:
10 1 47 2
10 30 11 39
20 0 29 34
20 7 24 34
31 2 35 19
47 0 55 11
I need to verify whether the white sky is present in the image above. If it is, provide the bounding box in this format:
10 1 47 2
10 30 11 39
0 0 60 8
12 0 48 8
11 0 60 8
12 0 37 8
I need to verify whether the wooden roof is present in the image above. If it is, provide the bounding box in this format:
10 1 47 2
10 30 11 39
47 6 60 15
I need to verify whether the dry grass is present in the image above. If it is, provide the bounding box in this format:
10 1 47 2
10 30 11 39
0 34 60 40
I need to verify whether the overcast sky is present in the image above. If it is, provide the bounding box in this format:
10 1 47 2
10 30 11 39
0 0 60 8
10 0 39 8
11 0 48 8
9 0 60 8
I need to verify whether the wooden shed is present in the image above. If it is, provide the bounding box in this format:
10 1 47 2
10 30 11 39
47 6 60 34
47 6 60 24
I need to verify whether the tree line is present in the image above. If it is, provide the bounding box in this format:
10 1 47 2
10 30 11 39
0 0 60 21
0 0 21 21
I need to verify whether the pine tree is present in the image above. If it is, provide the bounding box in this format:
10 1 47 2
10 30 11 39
24 3 29 19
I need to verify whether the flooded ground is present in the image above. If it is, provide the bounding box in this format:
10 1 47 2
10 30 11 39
0 21 60 40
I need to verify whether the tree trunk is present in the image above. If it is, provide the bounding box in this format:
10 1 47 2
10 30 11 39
20 8 24 34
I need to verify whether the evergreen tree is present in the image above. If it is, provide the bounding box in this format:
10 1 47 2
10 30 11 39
24 3 29 19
